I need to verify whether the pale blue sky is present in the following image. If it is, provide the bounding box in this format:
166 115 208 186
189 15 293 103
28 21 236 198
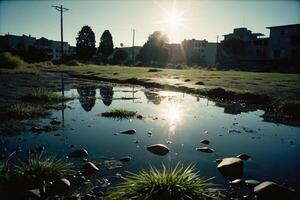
0 0 299 47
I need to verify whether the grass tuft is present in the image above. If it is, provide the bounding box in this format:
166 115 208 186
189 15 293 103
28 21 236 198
0 52 26 69
21 88 67 102
0 104 50 120
101 109 137 119
105 163 221 200
13 155 74 187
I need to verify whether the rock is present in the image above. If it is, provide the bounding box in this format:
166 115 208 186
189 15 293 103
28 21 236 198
148 131 153 135
81 162 99 175
119 129 136 135
254 181 297 200
195 147 214 153
200 140 210 144
50 119 61 125
217 157 243 180
104 160 123 170
230 179 246 187
119 156 132 162
50 178 71 194
68 148 88 157
26 189 41 199
54 133 61 136
147 144 170 156
215 159 223 164
228 129 242 133
237 154 251 161
136 115 143 119
245 179 260 187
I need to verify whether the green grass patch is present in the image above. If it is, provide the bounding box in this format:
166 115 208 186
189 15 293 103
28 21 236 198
21 88 68 102
105 163 220 200
101 109 137 119
0 104 50 120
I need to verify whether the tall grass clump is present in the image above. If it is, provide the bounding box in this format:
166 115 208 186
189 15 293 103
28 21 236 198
21 88 67 102
105 163 221 200
0 52 26 69
101 108 137 119
13 155 74 187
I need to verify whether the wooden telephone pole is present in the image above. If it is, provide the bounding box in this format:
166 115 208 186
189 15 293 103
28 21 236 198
132 29 135 65
52 5 69 64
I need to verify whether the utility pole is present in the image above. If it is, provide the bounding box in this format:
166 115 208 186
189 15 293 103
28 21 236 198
132 29 135 65
52 5 69 64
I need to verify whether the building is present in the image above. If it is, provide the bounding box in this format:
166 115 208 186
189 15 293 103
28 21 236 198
266 24 300 62
0 33 74 61
167 39 217 66
218 24 300 69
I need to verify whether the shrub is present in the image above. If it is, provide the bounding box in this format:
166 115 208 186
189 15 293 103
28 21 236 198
105 163 220 200
0 52 26 69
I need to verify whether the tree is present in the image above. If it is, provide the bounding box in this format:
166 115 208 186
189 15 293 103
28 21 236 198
76 26 96 60
98 30 114 63
136 31 169 66
112 48 128 65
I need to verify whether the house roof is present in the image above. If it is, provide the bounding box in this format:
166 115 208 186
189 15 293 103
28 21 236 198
266 23 300 29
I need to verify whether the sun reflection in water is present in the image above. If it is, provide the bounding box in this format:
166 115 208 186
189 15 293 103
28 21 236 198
162 102 183 138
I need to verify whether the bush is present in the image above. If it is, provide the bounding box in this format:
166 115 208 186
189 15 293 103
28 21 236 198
106 163 220 200
0 52 26 69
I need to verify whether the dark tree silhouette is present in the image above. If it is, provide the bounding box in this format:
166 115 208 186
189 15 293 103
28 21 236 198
112 48 128 65
100 86 114 106
98 30 114 63
136 31 169 66
76 26 96 60
77 86 96 112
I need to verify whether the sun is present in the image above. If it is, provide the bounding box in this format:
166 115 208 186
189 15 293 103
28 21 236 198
166 11 181 30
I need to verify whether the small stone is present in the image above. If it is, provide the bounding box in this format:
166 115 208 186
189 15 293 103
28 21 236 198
200 140 210 144
68 148 88 157
119 156 132 162
230 179 246 187
148 131 153 135
50 178 71 194
236 154 251 161
119 129 136 135
254 181 297 200
147 144 170 156
136 115 143 119
217 157 243 181
215 159 223 164
195 147 214 153
54 133 61 136
81 162 99 175
245 179 260 187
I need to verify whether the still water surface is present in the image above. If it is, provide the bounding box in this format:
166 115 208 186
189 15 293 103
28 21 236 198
2 84 300 188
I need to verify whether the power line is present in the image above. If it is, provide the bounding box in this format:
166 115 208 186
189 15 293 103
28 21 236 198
52 5 69 64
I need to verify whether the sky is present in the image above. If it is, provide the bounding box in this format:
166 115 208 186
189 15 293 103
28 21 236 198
0 0 299 47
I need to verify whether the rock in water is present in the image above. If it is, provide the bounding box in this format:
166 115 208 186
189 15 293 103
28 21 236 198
147 144 170 156
245 179 260 188
215 159 223 164
254 181 297 200
50 178 71 194
236 154 251 161
230 179 246 187
217 157 243 181
200 140 210 144
68 149 88 158
119 156 132 162
81 162 99 175
196 147 214 153
119 129 136 135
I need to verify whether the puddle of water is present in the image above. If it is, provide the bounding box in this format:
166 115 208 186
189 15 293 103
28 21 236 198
1 84 300 189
